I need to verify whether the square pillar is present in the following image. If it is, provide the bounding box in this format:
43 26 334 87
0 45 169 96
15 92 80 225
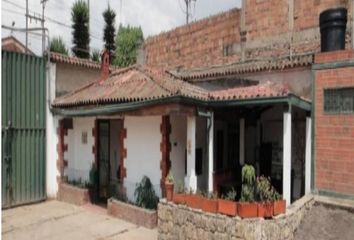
239 118 245 166
208 112 214 193
305 116 312 194
185 116 197 192
283 107 292 206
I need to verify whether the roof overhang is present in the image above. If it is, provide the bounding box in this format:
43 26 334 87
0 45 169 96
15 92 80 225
52 94 311 117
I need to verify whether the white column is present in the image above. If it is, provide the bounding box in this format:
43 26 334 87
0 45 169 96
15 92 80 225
208 112 214 193
305 116 312 194
239 118 245 166
185 116 197 192
283 109 292 206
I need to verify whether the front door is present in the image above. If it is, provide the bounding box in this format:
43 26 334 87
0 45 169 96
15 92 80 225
98 120 110 202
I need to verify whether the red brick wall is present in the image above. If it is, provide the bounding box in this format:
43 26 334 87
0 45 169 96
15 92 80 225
144 0 351 69
314 50 354 196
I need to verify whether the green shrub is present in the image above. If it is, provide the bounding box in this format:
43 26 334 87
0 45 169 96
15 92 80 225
240 164 256 202
134 176 158 210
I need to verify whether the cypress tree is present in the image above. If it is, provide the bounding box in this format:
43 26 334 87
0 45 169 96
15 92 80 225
71 0 90 58
103 5 116 63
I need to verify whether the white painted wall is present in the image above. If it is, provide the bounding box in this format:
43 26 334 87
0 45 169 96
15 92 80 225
46 63 59 198
196 117 208 191
124 116 162 201
170 115 187 189
65 117 95 183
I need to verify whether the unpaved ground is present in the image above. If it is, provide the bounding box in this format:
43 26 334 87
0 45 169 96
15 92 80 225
294 203 354 240
2 200 157 240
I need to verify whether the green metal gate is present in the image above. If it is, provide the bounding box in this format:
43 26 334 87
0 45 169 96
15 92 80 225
2 51 46 208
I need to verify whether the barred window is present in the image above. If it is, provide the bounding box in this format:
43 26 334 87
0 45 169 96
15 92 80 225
324 88 354 113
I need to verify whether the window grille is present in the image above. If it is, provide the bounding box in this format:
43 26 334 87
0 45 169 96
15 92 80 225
324 87 354 113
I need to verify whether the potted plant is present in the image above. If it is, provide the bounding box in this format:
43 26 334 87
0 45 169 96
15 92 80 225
173 181 186 205
165 170 174 202
185 188 203 209
88 163 98 203
218 188 237 216
201 192 218 213
273 189 286 216
256 176 274 218
238 164 258 218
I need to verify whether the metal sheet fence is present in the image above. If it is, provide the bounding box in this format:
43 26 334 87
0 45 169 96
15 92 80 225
2 51 46 208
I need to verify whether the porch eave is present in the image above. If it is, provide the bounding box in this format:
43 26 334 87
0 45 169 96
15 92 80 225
52 94 311 117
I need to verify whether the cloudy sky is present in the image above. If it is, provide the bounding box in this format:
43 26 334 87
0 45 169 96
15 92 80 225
2 0 241 56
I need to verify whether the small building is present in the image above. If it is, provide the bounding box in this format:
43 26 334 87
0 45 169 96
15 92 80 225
51 51 312 206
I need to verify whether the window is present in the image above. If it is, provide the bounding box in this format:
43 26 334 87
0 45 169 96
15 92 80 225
324 87 354 113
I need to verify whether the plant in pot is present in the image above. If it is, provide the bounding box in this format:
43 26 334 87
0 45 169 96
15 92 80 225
88 163 98 203
256 176 274 218
173 181 186 205
201 192 218 213
185 188 203 209
238 164 258 218
165 170 174 202
218 188 237 216
273 189 286 216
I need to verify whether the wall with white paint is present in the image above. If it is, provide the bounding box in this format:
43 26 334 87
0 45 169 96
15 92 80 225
170 115 187 189
46 63 59 198
65 117 95 183
124 116 162 201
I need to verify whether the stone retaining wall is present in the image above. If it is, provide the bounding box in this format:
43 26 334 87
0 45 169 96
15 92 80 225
107 198 158 229
158 195 314 240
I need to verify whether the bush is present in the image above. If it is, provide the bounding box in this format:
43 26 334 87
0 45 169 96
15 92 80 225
134 176 158 210
240 164 256 202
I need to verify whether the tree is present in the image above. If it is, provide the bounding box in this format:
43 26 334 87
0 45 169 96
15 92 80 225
113 25 144 67
50 37 68 55
91 49 100 63
102 5 116 63
71 0 90 58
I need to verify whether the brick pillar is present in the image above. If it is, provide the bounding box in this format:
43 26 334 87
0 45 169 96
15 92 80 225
56 119 68 183
160 115 171 197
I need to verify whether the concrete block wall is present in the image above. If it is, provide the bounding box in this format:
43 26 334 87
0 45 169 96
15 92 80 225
314 49 354 197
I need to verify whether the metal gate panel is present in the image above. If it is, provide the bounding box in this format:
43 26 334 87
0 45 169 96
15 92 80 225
2 51 46 208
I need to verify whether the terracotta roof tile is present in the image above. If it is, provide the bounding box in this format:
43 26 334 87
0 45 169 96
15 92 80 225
171 54 314 81
50 52 119 70
53 65 296 108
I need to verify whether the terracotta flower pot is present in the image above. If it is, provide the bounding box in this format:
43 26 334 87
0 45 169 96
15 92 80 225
218 199 237 216
201 197 218 213
165 183 174 202
257 202 274 218
238 202 258 218
185 194 203 209
273 199 286 216
173 192 186 205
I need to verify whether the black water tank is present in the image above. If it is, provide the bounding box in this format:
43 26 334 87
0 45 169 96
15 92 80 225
319 8 347 52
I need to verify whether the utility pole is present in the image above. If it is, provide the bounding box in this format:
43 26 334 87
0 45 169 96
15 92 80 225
184 0 196 24
41 0 48 54
26 0 28 54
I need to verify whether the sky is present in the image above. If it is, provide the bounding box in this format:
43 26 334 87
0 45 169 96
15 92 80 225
1 0 241 56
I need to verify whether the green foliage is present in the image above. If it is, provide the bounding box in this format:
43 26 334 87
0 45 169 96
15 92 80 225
206 192 218 199
91 49 100 62
134 176 158 210
113 25 144 67
103 5 116 62
50 36 68 55
66 177 90 189
256 176 274 202
71 0 90 58
222 188 237 201
89 163 97 187
176 181 185 193
240 164 256 202
166 170 174 183
273 189 282 201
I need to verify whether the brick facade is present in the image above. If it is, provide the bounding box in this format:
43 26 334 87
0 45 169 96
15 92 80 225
144 0 352 70
314 49 354 196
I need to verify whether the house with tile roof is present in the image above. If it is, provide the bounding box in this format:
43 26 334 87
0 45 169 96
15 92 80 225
48 0 354 216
